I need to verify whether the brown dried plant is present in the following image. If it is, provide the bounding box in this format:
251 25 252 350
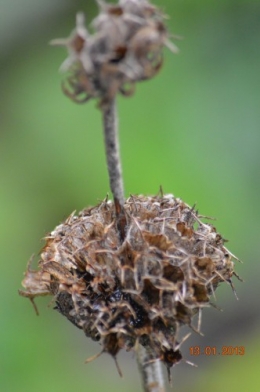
19 1 241 391
50 0 178 106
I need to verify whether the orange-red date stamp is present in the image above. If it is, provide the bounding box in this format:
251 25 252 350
189 346 245 356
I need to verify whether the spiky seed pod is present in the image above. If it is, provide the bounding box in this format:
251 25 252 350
50 0 178 106
20 194 238 373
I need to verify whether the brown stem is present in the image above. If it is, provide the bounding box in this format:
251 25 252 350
102 99 124 207
102 99 127 241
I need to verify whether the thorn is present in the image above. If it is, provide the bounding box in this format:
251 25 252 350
233 271 244 282
158 185 164 198
49 38 70 47
85 350 103 364
190 323 204 336
209 281 217 301
185 360 198 368
18 289 39 316
164 39 179 54
113 356 123 378
223 248 241 262
175 333 191 351
30 297 39 316
209 302 223 312
228 279 239 300
197 308 202 333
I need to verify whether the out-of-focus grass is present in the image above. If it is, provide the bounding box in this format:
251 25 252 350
1 1 260 391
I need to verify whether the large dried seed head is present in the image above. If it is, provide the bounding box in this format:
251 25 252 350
20 194 238 371
50 0 178 105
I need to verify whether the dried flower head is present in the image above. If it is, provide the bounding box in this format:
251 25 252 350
19 194 239 376
51 0 178 105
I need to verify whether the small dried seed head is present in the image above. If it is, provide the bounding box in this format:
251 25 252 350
20 194 239 372
51 0 178 106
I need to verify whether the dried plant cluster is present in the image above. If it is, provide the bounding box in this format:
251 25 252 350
51 0 178 105
19 0 241 385
20 194 238 373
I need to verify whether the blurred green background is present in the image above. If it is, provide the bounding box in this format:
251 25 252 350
1 0 260 391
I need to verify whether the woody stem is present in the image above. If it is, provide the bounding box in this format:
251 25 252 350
102 99 125 207
102 99 127 242
137 344 166 392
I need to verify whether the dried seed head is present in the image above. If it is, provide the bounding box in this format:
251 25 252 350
51 0 178 105
20 194 239 372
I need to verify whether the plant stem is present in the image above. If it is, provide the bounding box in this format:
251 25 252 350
137 344 166 392
102 100 165 390
102 99 125 207
102 98 127 241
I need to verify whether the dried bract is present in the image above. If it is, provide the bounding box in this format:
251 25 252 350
20 194 239 373
51 0 178 105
